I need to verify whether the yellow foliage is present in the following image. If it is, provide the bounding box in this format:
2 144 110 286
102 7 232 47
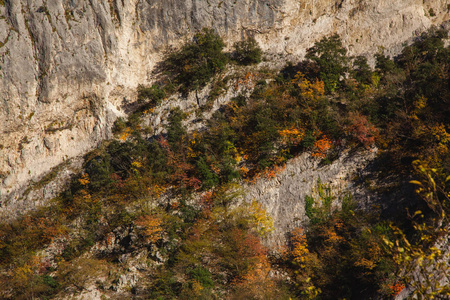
354 258 377 270
187 130 201 158
249 201 274 237
383 161 450 298
149 184 166 198
9 255 43 293
132 160 142 168
223 140 238 158
279 127 305 146
415 95 427 110
190 280 204 296
11 264 33 284
293 72 325 102
78 173 90 186
120 127 132 141
411 95 427 119
135 214 163 243
291 228 310 267
131 160 143 176
430 123 450 145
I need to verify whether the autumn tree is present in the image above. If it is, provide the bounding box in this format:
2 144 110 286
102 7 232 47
135 214 163 243
345 112 379 148
384 161 450 298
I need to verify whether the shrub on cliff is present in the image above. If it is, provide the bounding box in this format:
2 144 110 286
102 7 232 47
164 28 228 93
137 84 165 107
306 34 349 93
232 37 262 65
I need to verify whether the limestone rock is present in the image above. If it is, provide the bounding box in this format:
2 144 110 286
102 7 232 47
244 147 378 246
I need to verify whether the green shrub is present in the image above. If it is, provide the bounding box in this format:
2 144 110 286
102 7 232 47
164 28 228 93
352 55 373 85
137 84 165 106
306 34 349 93
166 107 186 151
112 117 126 135
42 275 60 290
187 266 214 288
375 52 397 75
232 37 263 65
196 157 219 189
302 131 316 149
84 153 114 191
231 94 247 107
61 235 95 261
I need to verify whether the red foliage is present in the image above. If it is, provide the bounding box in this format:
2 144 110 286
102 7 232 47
159 136 201 190
111 173 124 189
229 228 266 262
200 191 214 212
346 112 379 147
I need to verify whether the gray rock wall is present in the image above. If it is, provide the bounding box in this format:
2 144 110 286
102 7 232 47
244 148 377 247
0 0 448 212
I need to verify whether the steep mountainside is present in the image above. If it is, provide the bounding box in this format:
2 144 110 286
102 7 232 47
1 0 449 211
0 4 449 297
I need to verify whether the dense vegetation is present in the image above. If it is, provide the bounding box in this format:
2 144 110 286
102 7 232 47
0 27 449 299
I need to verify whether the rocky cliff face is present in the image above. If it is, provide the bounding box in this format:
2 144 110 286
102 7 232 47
0 0 448 211
244 148 378 247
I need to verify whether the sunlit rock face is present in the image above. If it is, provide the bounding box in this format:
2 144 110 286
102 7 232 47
0 0 448 215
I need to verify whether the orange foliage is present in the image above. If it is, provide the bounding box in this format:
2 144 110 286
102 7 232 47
135 214 163 243
143 107 155 114
106 233 113 245
278 127 305 146
229 228 273 296
312 135 332 158
170 201 180 210
231 229 266 260
239 165 249 177
78 173 90 186
120 127 132 141
293 72 325 102
20 215 66 247
291 228 310 267
158 136 201 190
262 164 286 179
200 191 214 207
189 218 215 242
324 226 345 244
389 282 405 296
234 72 257 91
244 164 286 184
